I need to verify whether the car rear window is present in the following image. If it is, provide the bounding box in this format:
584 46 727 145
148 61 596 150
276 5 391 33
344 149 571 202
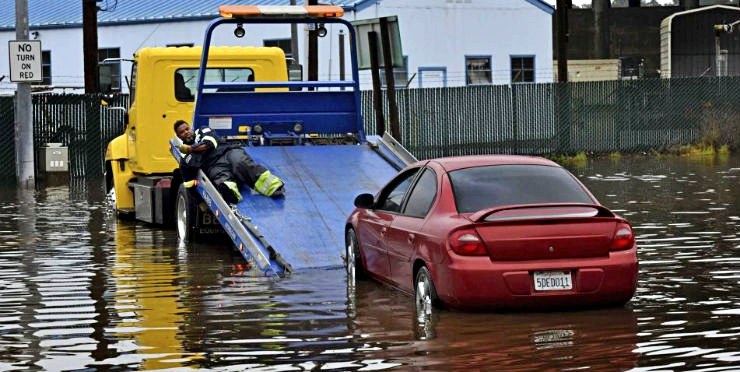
449 165 595 213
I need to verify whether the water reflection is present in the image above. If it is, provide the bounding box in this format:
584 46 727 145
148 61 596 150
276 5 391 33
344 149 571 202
106 220 197 369
572 155 740 371
348 280 639 371
0 182 110 370
0 154 738 371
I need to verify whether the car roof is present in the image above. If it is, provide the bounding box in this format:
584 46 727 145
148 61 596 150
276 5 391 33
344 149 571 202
417 155 560 172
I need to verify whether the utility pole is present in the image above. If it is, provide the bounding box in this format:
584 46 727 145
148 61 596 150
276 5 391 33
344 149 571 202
290 0 299 66
556 0 570 82
307 0 318 86
14 0 34 188
83 0 99 93
555 0 572 153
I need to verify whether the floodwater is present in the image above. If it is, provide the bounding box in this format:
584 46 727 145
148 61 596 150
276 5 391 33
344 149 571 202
0 154 738 371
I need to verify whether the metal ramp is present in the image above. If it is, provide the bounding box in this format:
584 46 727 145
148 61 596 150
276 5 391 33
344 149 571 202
233 143 403 270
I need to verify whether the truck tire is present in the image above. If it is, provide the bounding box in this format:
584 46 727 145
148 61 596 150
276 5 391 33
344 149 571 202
175 184 199 242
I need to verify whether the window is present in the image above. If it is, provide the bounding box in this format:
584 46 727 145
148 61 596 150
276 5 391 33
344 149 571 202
449 165 595 213
403 168 437 218
41 50 51 86
129 63 138 104
418 66 447 88
264 38 293 59
377 168 420 213
465 56 492 85
166 43 194 48
511 55 535 83
174 67 256 102
98 48 121 91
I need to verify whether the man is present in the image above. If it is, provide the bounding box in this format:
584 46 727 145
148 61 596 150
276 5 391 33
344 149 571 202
174 120 285 203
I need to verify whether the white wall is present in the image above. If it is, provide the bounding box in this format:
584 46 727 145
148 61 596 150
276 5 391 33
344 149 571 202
348 0 554 88
0 20 346 95
0 0 553 95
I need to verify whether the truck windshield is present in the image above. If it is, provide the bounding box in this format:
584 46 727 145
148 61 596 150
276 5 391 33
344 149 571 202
175 68 254 102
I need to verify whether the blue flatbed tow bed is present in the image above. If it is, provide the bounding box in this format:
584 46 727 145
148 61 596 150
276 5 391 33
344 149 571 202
176 135 412 277
242 143 404 270
176 5 417 277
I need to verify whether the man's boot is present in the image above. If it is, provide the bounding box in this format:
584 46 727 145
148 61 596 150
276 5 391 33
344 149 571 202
217 181 242 204
254 170 285 197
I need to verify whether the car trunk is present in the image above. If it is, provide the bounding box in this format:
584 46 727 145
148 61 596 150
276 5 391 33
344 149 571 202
474 217 618 261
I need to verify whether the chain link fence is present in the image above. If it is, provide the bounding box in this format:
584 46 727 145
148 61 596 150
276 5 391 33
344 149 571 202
362 76 739 160
0 94 128 182
0 77 737 183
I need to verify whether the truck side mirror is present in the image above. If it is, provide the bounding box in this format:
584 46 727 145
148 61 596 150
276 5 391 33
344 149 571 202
98 64 114 94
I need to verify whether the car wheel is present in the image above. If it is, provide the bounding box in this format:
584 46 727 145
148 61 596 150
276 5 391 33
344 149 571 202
345 228 366 280
176 184 198 242
415 266 439 315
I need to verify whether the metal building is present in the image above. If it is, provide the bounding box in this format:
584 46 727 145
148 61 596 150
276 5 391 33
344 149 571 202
660 5 740 78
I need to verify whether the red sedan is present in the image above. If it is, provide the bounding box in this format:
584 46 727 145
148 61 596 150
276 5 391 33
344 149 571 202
345 155 638 311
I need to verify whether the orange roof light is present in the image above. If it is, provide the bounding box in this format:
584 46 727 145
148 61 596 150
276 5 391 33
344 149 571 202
219 5 344 19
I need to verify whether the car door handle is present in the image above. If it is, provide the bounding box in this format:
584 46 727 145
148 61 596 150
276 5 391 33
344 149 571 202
380 227 387 236
407 233 415 243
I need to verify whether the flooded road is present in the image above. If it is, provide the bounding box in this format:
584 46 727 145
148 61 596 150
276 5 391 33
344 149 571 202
0 154 738 371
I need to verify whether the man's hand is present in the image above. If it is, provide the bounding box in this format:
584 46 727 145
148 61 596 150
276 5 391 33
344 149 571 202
178 144 191 153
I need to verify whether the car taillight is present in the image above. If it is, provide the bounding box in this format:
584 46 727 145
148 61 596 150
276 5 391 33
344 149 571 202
610 222 635 251
448 229 488 256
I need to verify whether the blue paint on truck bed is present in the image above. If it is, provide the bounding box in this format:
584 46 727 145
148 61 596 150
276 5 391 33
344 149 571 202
235 144 401 270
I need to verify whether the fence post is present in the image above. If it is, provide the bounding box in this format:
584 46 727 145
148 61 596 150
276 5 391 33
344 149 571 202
556 82 572 153
511 84 519 154
85 95 102 179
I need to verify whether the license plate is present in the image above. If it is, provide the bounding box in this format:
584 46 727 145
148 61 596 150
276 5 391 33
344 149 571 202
533 271 572 291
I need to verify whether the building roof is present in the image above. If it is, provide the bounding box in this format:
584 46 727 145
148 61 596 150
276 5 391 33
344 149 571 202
0 0 377 30
660 4 740 31
1 0 554 31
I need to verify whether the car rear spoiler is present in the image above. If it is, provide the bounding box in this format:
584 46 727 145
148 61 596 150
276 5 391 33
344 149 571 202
468 203 616 223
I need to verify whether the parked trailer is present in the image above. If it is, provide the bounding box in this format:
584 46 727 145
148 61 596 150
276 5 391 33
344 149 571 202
172 5 416 276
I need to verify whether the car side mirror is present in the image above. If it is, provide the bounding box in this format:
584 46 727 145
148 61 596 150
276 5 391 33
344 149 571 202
353 193 374 209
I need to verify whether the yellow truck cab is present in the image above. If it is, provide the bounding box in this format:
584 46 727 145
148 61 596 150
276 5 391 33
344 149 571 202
103 45 288 225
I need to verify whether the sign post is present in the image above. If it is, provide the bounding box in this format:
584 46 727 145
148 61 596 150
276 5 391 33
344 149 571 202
13 0 36 188
8 40 42 83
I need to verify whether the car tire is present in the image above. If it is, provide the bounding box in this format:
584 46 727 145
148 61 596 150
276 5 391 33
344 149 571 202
345 227 366 280
176 184 199 242
415 266 439 314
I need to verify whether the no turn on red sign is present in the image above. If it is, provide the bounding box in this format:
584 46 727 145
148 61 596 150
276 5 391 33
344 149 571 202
8 40 42 83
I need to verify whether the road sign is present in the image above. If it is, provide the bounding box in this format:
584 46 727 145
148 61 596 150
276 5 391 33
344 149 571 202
8 40 42 83
352 16 403 70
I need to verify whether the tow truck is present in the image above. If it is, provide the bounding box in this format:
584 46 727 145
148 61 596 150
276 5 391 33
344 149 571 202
103 4 416 277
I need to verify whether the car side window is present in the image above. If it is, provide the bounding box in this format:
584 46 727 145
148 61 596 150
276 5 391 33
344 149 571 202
377 168 420 213
403 168 437 218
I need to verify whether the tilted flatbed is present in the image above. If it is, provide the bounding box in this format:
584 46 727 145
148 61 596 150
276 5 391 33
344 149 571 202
173 5 415 276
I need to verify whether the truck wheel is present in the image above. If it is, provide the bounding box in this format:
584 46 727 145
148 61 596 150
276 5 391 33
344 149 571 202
175 184 198 242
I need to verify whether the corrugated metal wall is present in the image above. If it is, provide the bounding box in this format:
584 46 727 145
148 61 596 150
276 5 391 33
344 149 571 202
671 7 740 77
